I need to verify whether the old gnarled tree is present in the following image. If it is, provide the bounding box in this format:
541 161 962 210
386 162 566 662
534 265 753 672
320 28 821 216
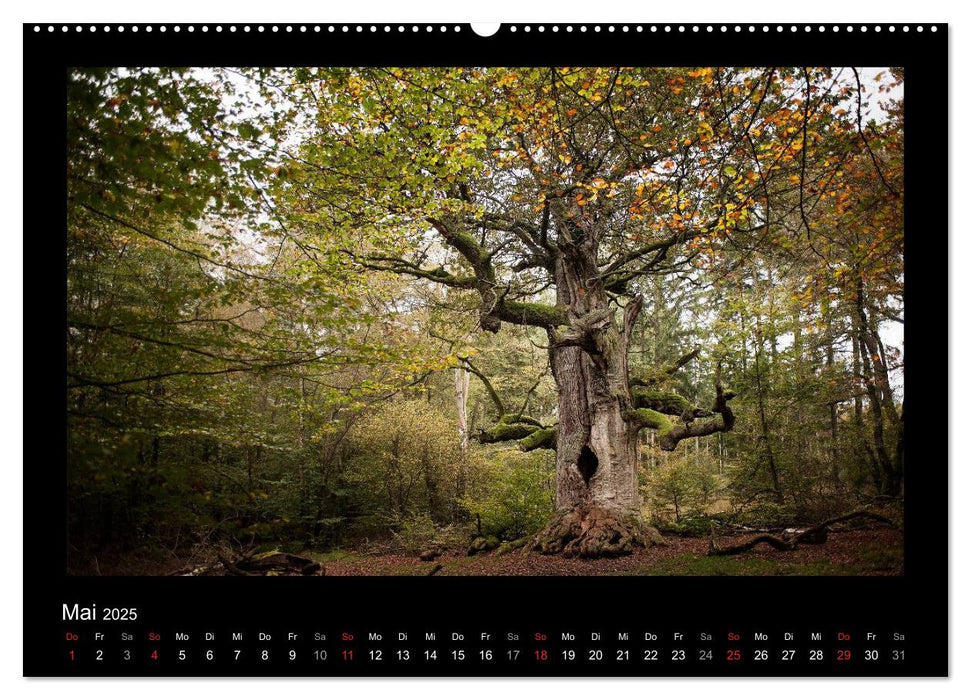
280 67 846 556
420 214 735 557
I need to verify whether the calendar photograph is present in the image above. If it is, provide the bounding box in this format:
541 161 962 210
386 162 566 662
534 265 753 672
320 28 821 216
66 65 905 577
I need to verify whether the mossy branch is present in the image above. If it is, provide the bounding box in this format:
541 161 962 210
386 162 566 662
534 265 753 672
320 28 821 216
518 427 557 452
497 300 569 329
630 346 702 387
627 374 735 451
664 346 702 375
426 216 567 331
478 422 541 444
631 387 712 417
499 413 543 427
351 254 478 289
478 415 554 451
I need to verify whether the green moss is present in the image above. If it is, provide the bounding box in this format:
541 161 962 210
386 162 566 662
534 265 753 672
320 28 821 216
635 555 855 576
447 229 490 265
479 422 539 443
501 300 568 328
468 535 500 555
496 536 531 555
518 427 556 452
499 413 542 427
299 550 363 564
630 367 671 388
437 558 476 575
629 539 904 576
387 563 437 576
631 387 694 415
626 408 673 435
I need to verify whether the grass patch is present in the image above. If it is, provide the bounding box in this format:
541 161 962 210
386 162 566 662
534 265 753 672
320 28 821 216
634 555 853 576
856 543 904 572
635 545 903 576
438 558 476 574
299 549 364 564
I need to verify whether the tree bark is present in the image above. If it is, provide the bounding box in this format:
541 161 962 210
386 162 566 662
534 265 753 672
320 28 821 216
854 277 899 496
455 367 470 452
826 327 840 487
753 320 783 503
858 324 898 496
533 250 649 557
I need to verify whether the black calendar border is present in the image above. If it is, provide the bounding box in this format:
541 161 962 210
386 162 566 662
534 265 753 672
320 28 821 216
23 23 949 677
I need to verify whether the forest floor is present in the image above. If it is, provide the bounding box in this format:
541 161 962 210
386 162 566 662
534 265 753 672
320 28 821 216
82 527 903 576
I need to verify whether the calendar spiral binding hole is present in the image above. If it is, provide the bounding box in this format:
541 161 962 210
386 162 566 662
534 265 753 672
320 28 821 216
34 23 939 34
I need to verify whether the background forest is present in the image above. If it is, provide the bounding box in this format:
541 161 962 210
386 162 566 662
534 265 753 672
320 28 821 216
66 66 903 575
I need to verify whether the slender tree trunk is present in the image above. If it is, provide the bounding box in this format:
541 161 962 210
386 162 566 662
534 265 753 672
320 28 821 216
455 368 470 452
858 310 900 428
829 401 840 486
454 367 470 509
854 277 899 496
826 330 840 487
852 326 864 423
753 321 783 503
297 378 308 521
850 318 880 489
738 280 748 373
766 269 779 366
895 402 905 490
858 320 897 496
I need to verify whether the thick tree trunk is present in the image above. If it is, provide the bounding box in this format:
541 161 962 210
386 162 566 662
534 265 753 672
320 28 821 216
532 252 657 557
534 341 649 557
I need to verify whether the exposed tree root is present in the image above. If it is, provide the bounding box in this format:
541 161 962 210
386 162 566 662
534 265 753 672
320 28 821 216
532 507 665 558
708 509 898 556
467 536 500 556
418 548 442 561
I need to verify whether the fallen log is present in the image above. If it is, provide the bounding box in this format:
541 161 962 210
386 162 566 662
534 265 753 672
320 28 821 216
708 509 898 556
239 552 323 576
168 563 223 577
176 550 324 576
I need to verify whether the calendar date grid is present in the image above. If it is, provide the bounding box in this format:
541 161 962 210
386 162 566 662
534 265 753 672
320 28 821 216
60 626 908 672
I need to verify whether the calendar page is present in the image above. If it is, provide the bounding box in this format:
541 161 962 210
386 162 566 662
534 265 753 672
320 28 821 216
23 21 947 677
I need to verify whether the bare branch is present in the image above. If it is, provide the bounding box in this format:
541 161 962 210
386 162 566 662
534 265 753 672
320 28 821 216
664 346 702 375
458 357 506 417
